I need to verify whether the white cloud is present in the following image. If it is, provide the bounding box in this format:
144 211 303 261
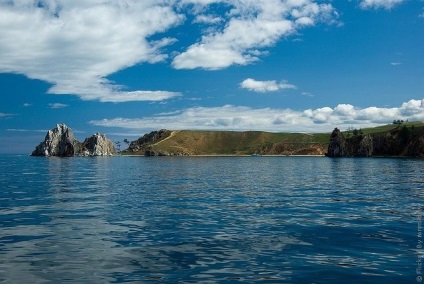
7 129 48 133
95 91 182 103
359 0 405 10
301 92 314 97
0 1 183 102
48 103 68 109
0 112 14 118
23 103 32 107
390 62 402 66
0 1 336 100
240 78 296 93
173 0 338 69
90 98 424 133
193 14 223 24
333 104 356 116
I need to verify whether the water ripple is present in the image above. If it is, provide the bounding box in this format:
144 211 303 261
0 156 422 283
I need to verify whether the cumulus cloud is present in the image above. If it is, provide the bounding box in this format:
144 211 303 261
359 0 405 10
0 1 337 100
240 78 296 93
90 99 424 133
173 0 338 69
0 0 410 103
0 0 183 102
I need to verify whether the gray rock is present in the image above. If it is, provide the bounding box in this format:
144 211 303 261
31 124 115 157
31 124 80 157
357 134 373 157
326 128 347 157
79 133 116 156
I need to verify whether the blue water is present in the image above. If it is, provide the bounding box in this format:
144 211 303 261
0 155 423 283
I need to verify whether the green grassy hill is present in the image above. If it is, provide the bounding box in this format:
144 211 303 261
348 121 424 135
143 130 329 156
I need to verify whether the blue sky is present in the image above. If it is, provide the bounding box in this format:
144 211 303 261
0 0 423 153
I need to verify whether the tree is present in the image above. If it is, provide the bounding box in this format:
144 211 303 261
123 139 130 146
115 141 121 152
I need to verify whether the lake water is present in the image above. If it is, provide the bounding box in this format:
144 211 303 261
0 155 423 283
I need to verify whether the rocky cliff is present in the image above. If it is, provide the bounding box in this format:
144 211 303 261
31 124 115 157
31 124 81 157
79 133 116 156
125 129 172 155
324 128 348 157
326 125 424 157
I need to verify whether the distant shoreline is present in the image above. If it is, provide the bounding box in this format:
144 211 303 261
121 154 326 157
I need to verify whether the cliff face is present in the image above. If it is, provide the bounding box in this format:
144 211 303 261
326 128 348 157
326 126 424 157
31 124 81 157
79 133 116 156
31 124 115 157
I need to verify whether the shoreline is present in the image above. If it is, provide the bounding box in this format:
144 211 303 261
118 154 422 158
120 154 326 157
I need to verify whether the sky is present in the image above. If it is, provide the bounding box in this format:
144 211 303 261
0 0 423 153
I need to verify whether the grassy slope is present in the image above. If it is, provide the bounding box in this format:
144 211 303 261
150 130 330 155
343 121 424 135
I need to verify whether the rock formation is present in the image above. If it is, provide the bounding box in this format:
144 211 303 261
326 125 424 157
31 124 115 157
79 133 116 156
326 128 348 157
31 124 81 157
126 129 171 155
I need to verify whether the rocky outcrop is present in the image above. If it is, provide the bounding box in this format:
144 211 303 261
326 128 348 157
326 126 424 157
404 134 424 157
31 124 81 157
125 129 171 155
31 124 115 157
327 128 381 157
79 133 115 156
345 132 373 157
